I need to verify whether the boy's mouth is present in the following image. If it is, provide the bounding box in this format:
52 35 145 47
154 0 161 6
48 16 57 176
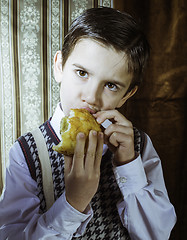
81 106 98 114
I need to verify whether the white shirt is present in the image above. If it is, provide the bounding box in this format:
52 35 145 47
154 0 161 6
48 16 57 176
0 104 176 240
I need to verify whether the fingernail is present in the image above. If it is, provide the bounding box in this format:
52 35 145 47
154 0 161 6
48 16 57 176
96 117 102 124
99 132 103 138
78 132 85 138
92 130 97 136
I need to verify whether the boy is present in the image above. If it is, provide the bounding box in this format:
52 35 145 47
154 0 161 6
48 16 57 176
0 7 176 240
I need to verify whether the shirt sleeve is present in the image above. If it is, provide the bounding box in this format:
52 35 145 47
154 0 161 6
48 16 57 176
0 142 93 240
113 133 177 240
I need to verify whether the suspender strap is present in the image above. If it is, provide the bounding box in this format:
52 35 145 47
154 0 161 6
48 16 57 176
31 128 55 210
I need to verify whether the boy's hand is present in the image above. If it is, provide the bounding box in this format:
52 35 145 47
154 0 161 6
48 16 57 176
94 110 135 165
64 130 103 213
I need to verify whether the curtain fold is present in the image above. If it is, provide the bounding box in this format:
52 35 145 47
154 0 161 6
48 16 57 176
114 1 186 239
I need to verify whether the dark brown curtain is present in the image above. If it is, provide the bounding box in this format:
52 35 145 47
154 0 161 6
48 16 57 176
114 0 187 239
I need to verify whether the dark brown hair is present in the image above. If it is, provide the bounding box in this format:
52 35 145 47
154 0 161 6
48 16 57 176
62 7 150 91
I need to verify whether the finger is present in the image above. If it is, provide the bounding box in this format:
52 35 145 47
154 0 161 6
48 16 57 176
108 132 119 147
72 132 86 172
109 132 134 148
84 130 98 171
64 155 73 176
94 110 132 127
104 124 134 138
94 132 104 171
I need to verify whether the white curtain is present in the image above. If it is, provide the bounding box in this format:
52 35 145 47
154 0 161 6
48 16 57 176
0 0 113 192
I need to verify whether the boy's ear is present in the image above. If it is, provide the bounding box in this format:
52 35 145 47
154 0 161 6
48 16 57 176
117 86 138 108
54 50 63 83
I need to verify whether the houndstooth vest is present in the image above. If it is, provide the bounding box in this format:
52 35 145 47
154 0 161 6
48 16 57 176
17 119 145 239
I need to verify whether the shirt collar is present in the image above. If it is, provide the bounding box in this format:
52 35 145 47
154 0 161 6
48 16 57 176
50 103 64 140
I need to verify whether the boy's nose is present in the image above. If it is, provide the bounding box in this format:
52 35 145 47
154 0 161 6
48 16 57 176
81 85 100 107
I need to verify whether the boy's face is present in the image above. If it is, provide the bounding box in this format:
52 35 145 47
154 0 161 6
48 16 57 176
54 38 136 116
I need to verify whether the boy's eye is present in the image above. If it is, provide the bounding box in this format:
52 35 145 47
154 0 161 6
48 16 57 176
77 70 88 78
105 82 118 91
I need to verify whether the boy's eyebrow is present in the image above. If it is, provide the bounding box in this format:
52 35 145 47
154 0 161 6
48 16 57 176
72 63 127 88
72 63 92 74
109 80 127 88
